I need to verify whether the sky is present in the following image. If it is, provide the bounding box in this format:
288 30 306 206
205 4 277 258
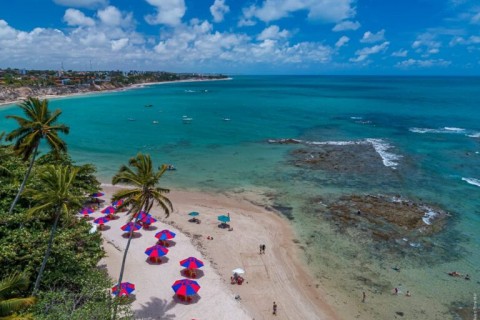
0 0 479 75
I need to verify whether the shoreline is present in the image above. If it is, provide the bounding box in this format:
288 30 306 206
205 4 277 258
98 184 340 319
0 77 232 108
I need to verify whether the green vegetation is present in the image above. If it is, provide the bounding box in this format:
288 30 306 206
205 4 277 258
0 99 133 319
111 153 172 319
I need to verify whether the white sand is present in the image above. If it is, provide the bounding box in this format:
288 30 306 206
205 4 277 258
96 185 339 320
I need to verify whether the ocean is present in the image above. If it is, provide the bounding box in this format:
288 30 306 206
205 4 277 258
1 76 479 319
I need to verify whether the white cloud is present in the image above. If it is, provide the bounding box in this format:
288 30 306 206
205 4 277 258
391 49 408 57
450 35 480 46
257 25 290 40
335 35 349 48
411 33 441 56
111 38 129 51
145 0 186 26
350 41 389 63
360 29 385 43
210 0 230 23
97 6 123 26
396 58 451 68
332 20 360 32
471 11 480 24
238 5 257 27
64 9 95 27
0 20 17 40
53 0 107 8
242 0 356 24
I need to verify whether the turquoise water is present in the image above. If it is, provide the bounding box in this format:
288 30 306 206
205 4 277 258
1 76 480 319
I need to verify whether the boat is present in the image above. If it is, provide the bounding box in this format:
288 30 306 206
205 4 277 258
152 121 159 124
182 117 193 123
145 104 153 108
223 118 231 121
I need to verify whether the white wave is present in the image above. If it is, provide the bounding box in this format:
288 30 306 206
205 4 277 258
366 138 402 169
462 177 480 188
421 208 439 225
467 132 480 138
444 127 465 132
306 140 367 146
410 127 470 135
350 116 362 120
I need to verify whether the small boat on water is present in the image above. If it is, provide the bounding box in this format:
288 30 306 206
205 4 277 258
182 117 193 124
223 118 231 121
153 121 159 124
145 104 153 108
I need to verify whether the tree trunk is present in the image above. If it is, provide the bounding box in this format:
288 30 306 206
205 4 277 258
112 200 148 320
9 144 39 214
32 208 61 295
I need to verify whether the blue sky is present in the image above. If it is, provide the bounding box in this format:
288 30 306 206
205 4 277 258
0 0 479 75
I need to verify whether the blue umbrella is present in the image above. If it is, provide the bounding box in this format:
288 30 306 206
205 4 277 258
90 192 104 198
188 212 200 217
217 215 230 223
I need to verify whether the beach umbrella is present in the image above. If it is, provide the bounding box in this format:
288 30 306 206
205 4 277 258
145 244 169 258
134 211 149 220
155 229 176 240
121 222 142 232
188 211 200 217
94 216 110 225
112 282 135 297
101 206 116 214
232 268 245 275
112 199 124 207
171 279 200 296
180 257 204 269
217 215 230 223
79 207 94 215
141 215 157 225
90 192 104 198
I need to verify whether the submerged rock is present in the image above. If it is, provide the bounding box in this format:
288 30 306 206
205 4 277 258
317 194 448 242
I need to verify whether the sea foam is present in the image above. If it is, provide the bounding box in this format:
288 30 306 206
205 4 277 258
366 138 402 169
462 177 480 187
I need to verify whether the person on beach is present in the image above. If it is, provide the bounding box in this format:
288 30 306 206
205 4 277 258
406 291 411 297
262 244 266 254
393 288 399 295
362 291 366 303
259 244 263 254
272 301 277 315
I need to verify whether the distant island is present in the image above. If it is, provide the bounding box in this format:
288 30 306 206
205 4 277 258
0 68 228 104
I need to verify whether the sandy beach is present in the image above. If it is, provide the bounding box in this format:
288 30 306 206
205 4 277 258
96 184 339 320
0 78 232 108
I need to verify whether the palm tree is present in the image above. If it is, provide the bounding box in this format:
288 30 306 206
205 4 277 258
111 153 172 318
24 165 82 295
0 273 36 319
5 97 70 214
0 132 12 177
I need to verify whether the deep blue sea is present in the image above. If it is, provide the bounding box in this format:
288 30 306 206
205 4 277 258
1 76 479 319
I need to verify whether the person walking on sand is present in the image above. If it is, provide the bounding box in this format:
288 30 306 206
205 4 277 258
362 291 366 303
262 244 266 254
259 244 263 254
272 301 277 315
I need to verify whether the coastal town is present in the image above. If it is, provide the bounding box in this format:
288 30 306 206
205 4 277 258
0 68 227 104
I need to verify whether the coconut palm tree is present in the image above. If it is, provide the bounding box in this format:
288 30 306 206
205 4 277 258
24 165 82 295
0 273 36 319
111 153 172 318
0 132 12 177
5 97 70 214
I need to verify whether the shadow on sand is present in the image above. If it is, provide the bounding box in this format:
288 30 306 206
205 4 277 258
180 268 205 279
122 232 142 239
135 297 176 319
172 294 201 305
145 256 170 265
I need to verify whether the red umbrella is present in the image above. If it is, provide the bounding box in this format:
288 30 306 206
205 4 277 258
121 222 142 232
155 229 176 240
79 207 94 215
180 257 204 269
112 282 135 296
145 244 169 258
172 279 200 296
94 216 110 225
101 206 116 214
